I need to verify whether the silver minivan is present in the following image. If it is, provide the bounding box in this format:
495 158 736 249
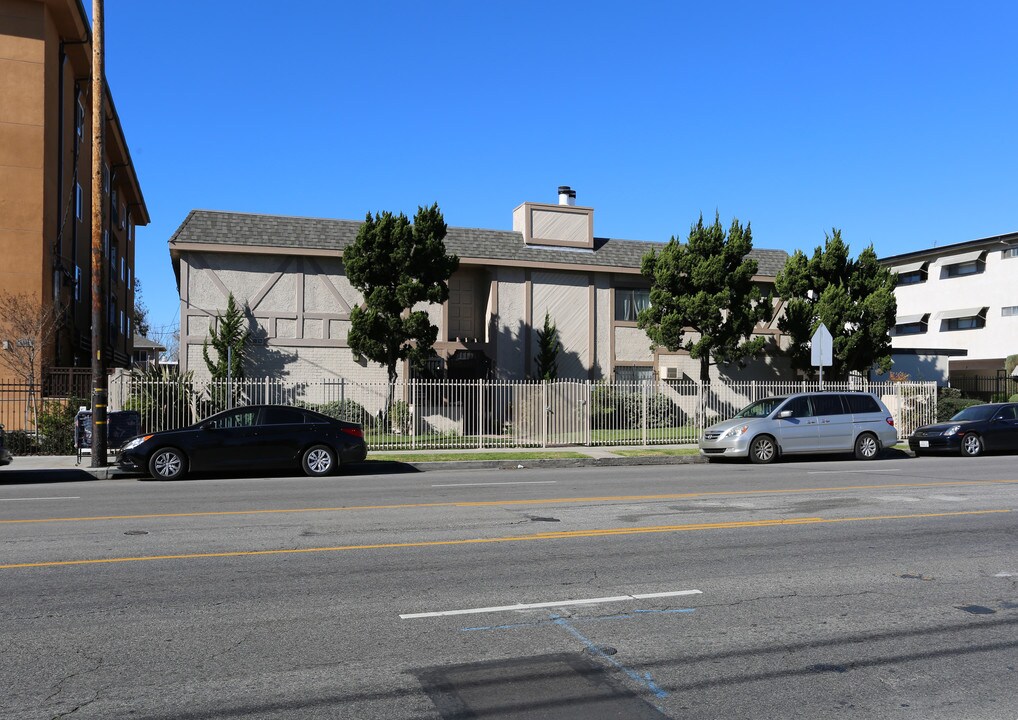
699 392 898 463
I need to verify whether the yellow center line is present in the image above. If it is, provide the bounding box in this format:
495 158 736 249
1 479 1017 525
0 509 1009 570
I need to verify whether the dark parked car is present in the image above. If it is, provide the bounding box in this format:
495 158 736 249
909 402 1018 457
118 405 367 480
0 423 12 467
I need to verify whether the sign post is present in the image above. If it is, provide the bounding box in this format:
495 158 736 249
810 322 833 389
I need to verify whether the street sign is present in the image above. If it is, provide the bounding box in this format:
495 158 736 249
811 322 833 388
810 323 833 367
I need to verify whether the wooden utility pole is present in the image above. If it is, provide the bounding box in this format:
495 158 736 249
90 0 107 466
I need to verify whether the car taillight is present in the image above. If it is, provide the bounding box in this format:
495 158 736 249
885 417 895 426
341 426 364 439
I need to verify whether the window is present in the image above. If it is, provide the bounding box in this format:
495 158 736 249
944 260 982 278
111 189 119 227
895 321 926 335
994 406 1018 421
103 230 109 256
120 202 126 229
74 266 81 302
209 409 258 429
121 257 125 282
75 97 84 144
944 316 984 331
120 310 125 335
103 164 110 194
614 366 653 383
1003 306 1018 317
615 288 651 322
262 407 306 425
127 266 131 288
845 394 881 414
75 183 82 220
780 396 813 418
1005 247 1018 259
811 395 846 416
896 270 925 286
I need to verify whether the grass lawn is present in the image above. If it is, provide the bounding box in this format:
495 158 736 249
611 447 700 457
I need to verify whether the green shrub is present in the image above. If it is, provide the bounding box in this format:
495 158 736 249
390 400 411 434
1010 393 1018 403
36 397 85 455
590 383 683 429
314 399 374 428
936 387 982 422
4 430 41 455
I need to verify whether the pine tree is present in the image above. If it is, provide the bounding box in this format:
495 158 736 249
202 293 249 380
534 312 560 380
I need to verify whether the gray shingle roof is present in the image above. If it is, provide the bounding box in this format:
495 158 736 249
169 210 789 277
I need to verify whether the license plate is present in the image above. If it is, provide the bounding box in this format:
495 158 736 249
919 440 930 448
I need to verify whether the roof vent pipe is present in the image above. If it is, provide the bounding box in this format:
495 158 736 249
557 185 576 206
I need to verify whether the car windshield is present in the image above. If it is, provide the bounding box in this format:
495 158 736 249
734 397 787 419
950 405 996 422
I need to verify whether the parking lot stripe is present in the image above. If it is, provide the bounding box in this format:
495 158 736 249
399 590 703 619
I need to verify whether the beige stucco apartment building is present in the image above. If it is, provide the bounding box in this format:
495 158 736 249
169 188 791 384
0 0 148 375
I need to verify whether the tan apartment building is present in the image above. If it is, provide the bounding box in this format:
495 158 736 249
0 0 148 382
169 188 791 385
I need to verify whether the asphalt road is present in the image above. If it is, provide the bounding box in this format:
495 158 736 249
2 454 1016 719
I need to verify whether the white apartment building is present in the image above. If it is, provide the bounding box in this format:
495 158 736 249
880 231 1018 383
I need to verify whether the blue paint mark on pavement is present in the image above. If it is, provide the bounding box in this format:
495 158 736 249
550 614 669 699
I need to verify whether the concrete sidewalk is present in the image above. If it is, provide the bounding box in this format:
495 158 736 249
2 445 704 480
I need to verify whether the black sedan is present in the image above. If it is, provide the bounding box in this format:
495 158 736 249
119 405 367 480
909 402 1018 457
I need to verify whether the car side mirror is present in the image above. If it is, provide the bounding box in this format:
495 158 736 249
778 410 793 419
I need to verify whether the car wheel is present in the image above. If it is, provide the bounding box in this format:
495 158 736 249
960 433 983 457
149 447 186 480
302 444 336 476
749 435 777 464
854 432 880 460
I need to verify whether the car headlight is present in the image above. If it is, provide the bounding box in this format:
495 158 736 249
720 424 750 440
942 425 962 437
122 435 152 451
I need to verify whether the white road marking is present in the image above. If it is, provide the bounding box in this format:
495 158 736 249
995 572 1013 577
0 496 80 502
400 589 703 619
807 469 902 475
431 481 558 487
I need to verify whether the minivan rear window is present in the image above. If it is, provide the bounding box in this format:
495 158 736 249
844 394 881 414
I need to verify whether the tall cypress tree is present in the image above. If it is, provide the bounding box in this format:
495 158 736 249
202 293 249 380
534 312 560 380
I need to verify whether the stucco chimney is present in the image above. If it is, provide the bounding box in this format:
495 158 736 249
557 185 576 206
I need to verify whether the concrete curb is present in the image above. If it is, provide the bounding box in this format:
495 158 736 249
354 454 706 473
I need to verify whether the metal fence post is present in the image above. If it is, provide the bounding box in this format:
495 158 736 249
642 379 649 446
585 380 592 446
478 379 484 450
542 380 548 449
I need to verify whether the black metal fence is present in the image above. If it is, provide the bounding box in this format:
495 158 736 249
0 374 89 456
949 375 1018 402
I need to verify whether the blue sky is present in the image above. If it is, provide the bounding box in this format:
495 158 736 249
94 1 1018 339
